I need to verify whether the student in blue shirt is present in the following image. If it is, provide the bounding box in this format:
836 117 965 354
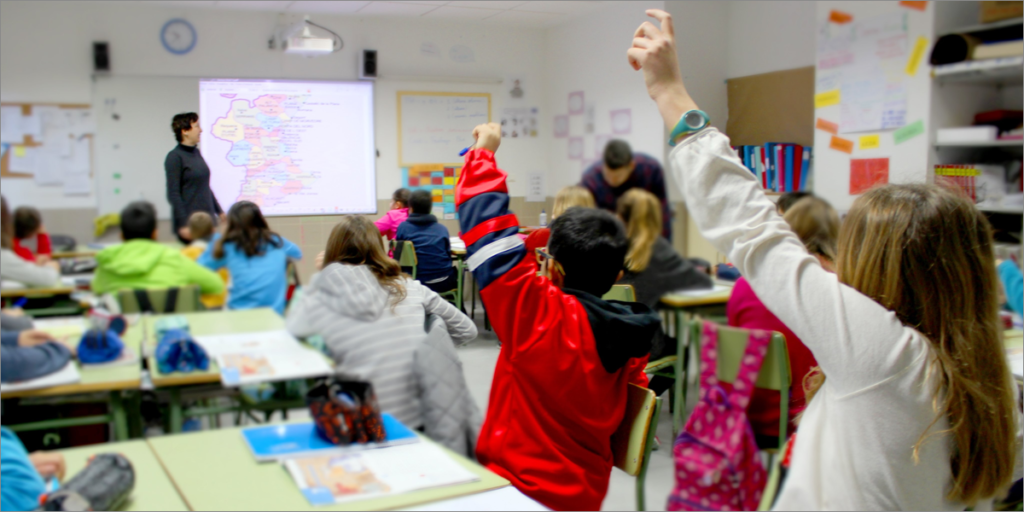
395 191 456 293
1 427 65 512
198 201 302 315
998 259 1023 316
1 329 71 384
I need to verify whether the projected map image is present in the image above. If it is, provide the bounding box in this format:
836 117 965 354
200 80 376 216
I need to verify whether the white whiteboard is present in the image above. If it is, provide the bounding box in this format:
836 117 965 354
94 75 200 218
398 92 490 166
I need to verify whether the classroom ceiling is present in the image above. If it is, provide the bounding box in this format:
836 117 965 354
156 1 612 27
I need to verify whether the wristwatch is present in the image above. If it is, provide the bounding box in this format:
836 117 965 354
668 110 710 146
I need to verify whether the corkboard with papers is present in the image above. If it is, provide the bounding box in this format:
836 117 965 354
0 103 95 193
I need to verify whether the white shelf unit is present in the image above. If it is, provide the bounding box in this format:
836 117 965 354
932 58 1024 86
939 16 1023 37
935 140 1024 148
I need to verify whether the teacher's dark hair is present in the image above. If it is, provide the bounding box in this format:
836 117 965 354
1 196 12 249
172 112 199 143
215 201 282 259
120 201 158 241
603 139 633 170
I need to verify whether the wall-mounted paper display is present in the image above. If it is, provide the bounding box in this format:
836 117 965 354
893 119 924 144
568 91 585 115
850 157 889 194
829 135 854 154
816 118 839 134
859 134 880 150
568 137 584 160
527 172 545 202
610 109 632 135
554 115 569 138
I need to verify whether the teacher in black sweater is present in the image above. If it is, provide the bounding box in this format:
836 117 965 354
165 112 224 244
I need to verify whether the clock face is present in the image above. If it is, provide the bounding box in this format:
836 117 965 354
161 18 197 55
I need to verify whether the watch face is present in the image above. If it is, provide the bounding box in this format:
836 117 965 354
684 111 704 129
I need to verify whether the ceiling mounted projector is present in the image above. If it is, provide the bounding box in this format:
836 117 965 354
273 16 343 56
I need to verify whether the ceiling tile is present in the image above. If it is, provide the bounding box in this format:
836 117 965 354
213 1 294 10
446 1 526 9
483 9 560 26
423 5 503 19
513 1 605 14
357 1 442 15
288 1 372 13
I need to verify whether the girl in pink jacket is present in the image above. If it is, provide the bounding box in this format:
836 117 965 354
375 188 411 241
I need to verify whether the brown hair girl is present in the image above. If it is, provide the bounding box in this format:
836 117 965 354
214 201 282 259
323 216 407 307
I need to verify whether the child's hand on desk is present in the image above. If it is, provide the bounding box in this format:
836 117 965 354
36 255 52 265
18 330 57 347
3 307 26 317
472 123 502 153
28 452 66 482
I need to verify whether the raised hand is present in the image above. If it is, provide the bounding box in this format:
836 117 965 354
472 123 502 154
627 9 699 130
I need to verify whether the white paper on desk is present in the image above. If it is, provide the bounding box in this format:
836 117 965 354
285 442 480 506
449 237 466 252
0 362 81 394
194 330 304 358
216 349 332 387
8 145 37 174
406 486 549 512
33 317 88 330
666 284 732 298
0 106 25 143
34 151 64 186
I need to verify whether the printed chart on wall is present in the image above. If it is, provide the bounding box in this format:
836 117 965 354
398 92 491 220
199 79 377 216
817 12 909 134
1 103 95 196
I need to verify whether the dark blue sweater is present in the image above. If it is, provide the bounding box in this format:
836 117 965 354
1 331 72 383
396 214 453 282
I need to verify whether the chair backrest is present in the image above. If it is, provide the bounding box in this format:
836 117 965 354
691 319 791 391
392 240 418 267
603 284 637 302
612 383 659 477
116 286 202 314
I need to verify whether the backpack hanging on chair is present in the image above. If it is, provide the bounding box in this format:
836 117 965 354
668 322 769 512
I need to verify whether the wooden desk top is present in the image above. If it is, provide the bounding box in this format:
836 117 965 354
660 284 733 308
0 286 76 299
57 440 189 511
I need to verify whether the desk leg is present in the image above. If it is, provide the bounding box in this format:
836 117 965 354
109 391 129 441
674 309 687 440
169 389 183 434
456 259 465 312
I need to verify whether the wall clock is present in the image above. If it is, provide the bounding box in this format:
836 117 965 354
161 18 197 55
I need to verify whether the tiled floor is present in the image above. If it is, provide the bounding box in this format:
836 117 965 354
456 304 682 512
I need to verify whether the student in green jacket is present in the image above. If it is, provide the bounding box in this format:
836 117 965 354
92 201 225 296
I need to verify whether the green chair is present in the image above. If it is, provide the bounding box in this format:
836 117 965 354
392 240 418 279
674 318 792 453
603 284 637 302
611 383 663 512
116 286 202 314
436 257 465 311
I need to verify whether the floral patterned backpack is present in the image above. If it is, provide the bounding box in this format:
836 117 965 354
668 322 769 511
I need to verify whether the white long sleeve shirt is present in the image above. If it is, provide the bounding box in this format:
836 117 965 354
669 128 1021 510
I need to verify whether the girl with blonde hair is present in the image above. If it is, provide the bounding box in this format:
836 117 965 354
526 186 596 251
631 10 1020 509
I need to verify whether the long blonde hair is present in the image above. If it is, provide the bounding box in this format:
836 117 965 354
783 196 840 262
822 184 1016 505
617 188 661 273
324 216 407 307
552 186 595 219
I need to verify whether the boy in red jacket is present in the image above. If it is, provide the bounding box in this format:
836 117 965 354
457 123 660 511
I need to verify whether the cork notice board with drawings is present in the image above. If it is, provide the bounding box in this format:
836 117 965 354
1 102 95 196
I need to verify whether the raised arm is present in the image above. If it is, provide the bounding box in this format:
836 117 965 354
630 10 911 394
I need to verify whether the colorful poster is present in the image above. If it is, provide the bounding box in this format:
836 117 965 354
850 158 889 194
401 164 461 218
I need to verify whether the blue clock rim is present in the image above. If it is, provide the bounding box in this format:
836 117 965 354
161 18 197 55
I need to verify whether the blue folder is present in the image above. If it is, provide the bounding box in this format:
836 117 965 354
784 145 795 193
242 413 418 462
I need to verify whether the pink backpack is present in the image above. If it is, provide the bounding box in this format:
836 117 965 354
667 322 769 512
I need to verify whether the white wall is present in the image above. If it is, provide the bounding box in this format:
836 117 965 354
726 1 816 78
0 1 547 211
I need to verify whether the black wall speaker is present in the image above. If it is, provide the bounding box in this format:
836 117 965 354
360 49 377 80
93 42 110 73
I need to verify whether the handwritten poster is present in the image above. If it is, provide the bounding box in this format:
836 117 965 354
818 13 910 134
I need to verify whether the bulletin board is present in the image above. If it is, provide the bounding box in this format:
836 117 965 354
0 103 95 199
397 91 491 167
725 67 815 148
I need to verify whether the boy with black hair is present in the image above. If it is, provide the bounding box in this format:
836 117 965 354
11 207 52 264
92 201 225 296
457 123 660 511
396 190 456 293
